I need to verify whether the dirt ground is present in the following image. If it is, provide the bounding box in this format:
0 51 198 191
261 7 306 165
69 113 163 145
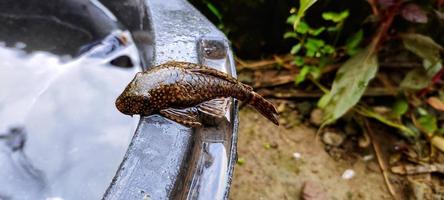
229 107 392 200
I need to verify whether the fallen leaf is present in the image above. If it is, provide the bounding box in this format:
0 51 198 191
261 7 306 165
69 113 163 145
427 97 444 112
431 136 444 152
400 68 430 90
318 45 378 124
401 33 443 65
401 4 428 23
400 60 442 90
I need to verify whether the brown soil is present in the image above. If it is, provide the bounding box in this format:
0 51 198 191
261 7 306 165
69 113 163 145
229 108 392 200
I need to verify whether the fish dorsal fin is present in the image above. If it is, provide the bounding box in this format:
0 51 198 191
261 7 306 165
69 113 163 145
197 98 229 118
189 68 239 84
159 107 202 127
160 61 239 84
241 83 253 91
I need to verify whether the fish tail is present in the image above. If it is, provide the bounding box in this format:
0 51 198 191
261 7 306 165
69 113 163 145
248 92 279 125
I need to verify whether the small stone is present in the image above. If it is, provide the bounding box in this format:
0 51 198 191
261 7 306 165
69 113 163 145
341 169 355 180
309 108 324 126
362 154 374 162
322 130 345 147
293 152 302 160
366 162 380 172
301 181 327 200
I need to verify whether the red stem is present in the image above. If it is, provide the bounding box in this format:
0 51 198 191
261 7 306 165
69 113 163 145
372 1 402 51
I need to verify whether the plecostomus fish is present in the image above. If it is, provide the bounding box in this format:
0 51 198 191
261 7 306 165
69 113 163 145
115 61 279 127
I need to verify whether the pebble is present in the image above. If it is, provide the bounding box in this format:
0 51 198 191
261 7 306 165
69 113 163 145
322 130 346 147
309 108 324 126
341 169 355 180
293 152 302 160
362 154 374 162
301 181 327 200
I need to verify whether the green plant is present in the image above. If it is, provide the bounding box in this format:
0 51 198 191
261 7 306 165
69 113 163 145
285 4 363 85
202 1 228 33
286 0 444 150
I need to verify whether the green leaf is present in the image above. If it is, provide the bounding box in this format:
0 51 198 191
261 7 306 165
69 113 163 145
308 27 325 36
354 105 418 138
295 65 319 85
400 59 442 91
392 99 409 116
322 44 335 54
309 67 321 79
286 14 298 25
318 45 378 124
417 107 428 116
307 38 325 47
292 0 318 30
291 43 302 54
237 157 246 165
418 114 437 133
401 33 443 65
306 49 315 57
327 26 339 32
294 56 304 66
284 32 298 39
322 10 349 23
296 21 310 34
400 68 430 90
299 0 318 15
346 30 364 56
437 127 444 136
304 38 325 56
295 66 311 85
206 2 223 21
423 59 442 77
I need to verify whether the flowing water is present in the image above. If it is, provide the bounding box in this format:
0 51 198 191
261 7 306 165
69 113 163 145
0 1 142 199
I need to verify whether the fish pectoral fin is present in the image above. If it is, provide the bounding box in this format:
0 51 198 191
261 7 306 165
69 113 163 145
197 98 229 118
159 107 202 127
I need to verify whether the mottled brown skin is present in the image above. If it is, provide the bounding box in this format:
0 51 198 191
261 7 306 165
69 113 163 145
116 61 279 127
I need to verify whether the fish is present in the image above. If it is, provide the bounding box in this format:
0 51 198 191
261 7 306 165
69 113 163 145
115 61 279 127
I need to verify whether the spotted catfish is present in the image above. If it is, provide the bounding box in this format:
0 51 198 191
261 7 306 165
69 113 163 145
115 61 279 127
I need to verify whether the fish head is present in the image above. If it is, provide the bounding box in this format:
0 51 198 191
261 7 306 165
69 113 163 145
115 73 154 116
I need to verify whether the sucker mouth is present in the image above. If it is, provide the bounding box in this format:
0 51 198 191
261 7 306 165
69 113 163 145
115 95 129 115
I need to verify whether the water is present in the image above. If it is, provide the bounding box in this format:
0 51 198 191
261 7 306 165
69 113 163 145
0 1 142 199
0 34 141 199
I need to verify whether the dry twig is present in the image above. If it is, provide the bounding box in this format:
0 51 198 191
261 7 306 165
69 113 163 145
391 164 444 175
364 119 400 200
235 55 293 70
